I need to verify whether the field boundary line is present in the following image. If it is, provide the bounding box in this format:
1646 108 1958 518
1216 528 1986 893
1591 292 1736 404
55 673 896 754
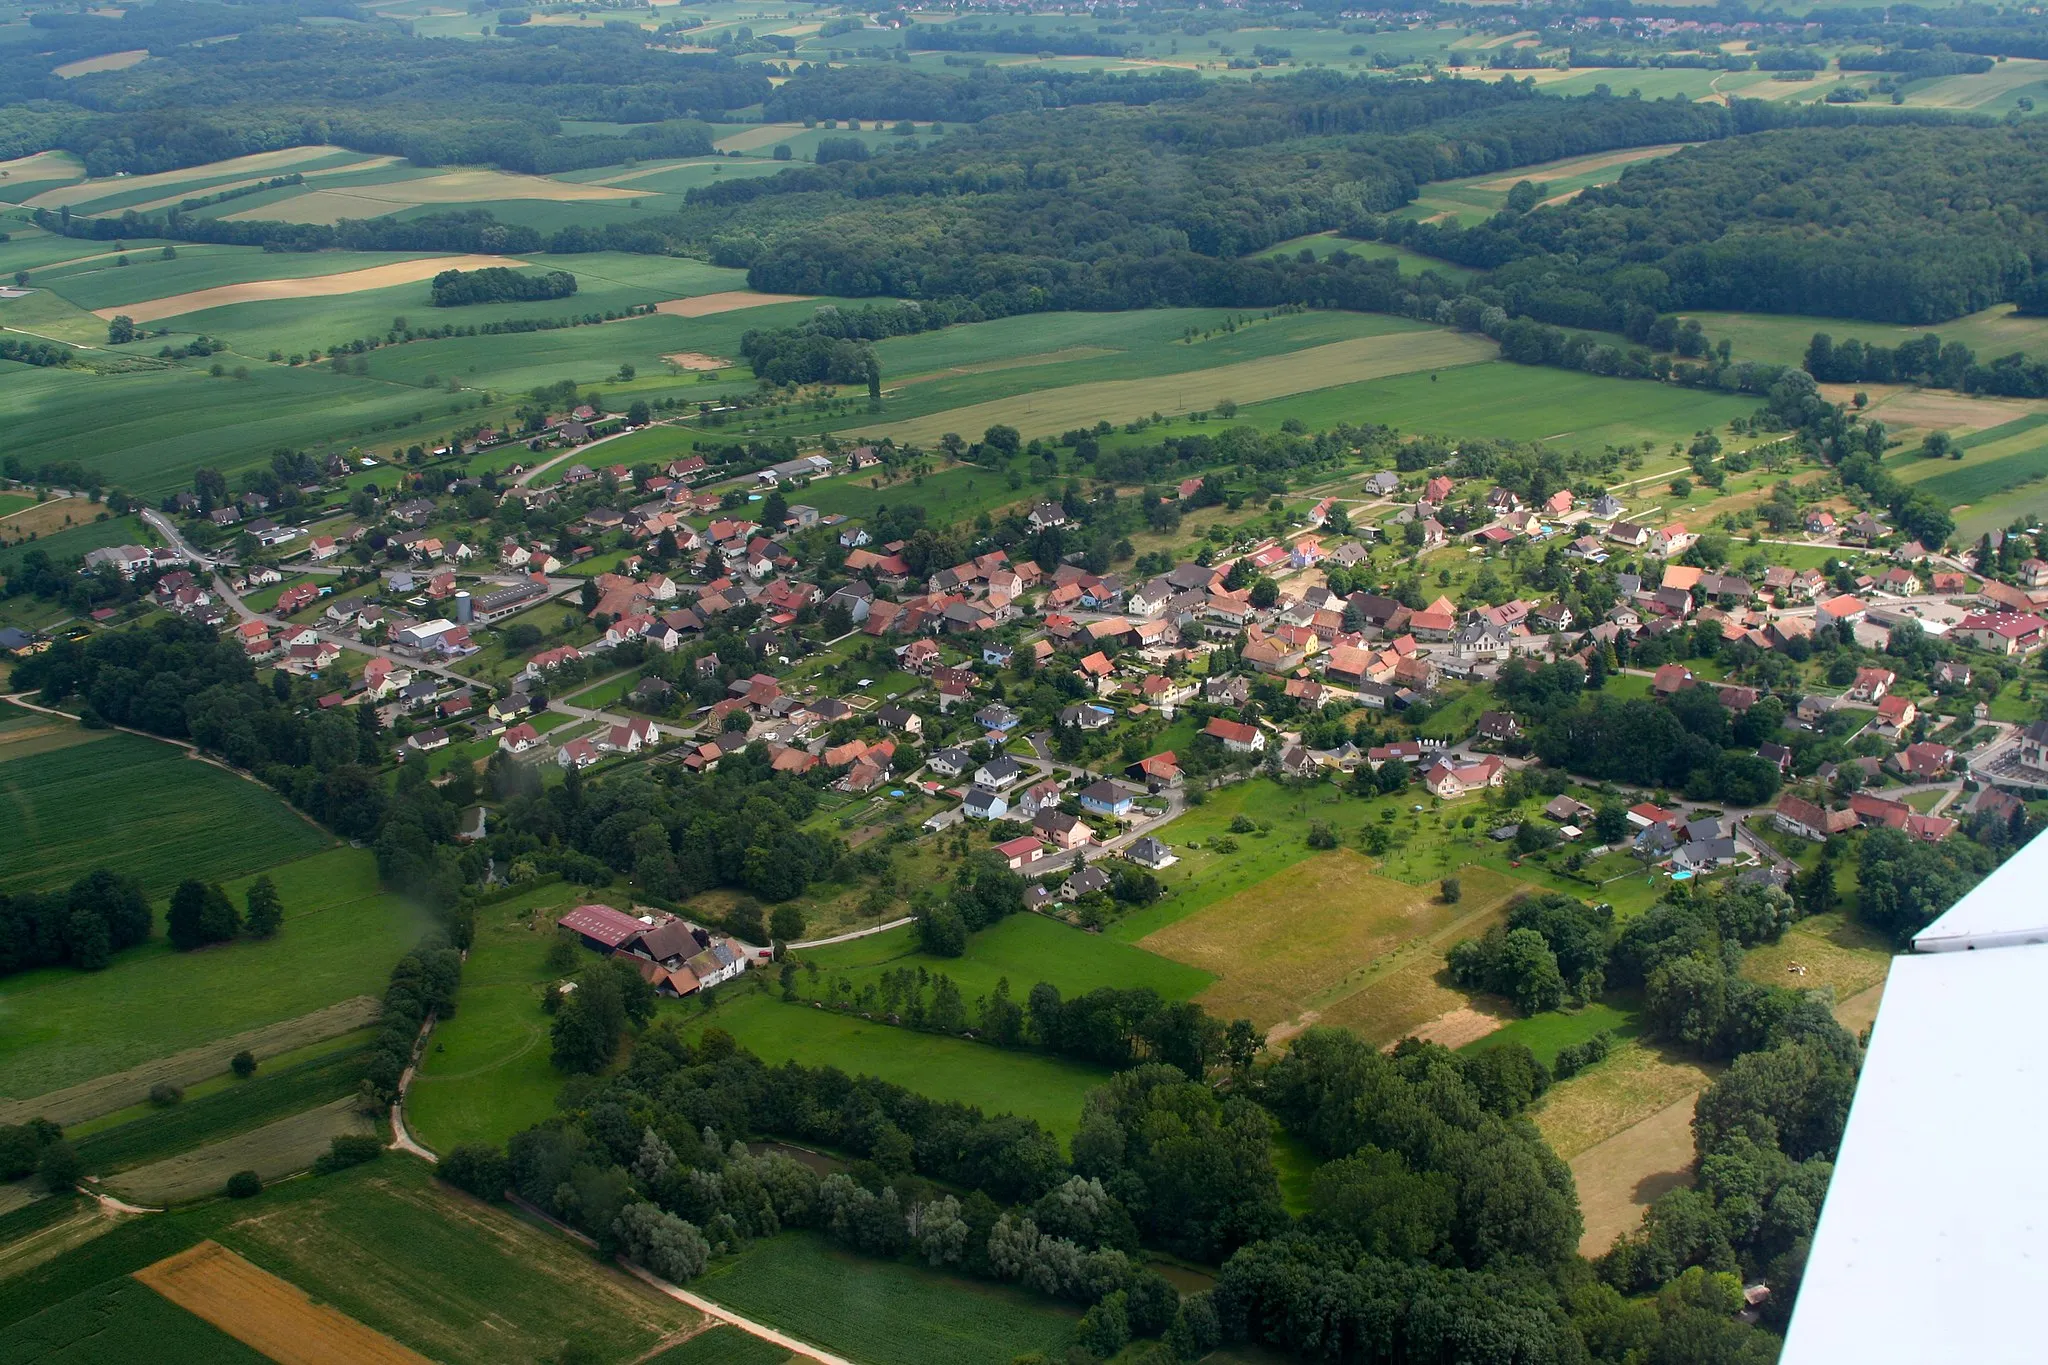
500 1193 853 1364
136 1238 432 1365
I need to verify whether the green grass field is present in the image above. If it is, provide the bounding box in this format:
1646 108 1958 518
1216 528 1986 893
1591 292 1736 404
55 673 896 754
0 725 332 893
1177 360 1757 455
0 1276 268 1365
0 1157 699 1363
798 911 1213 1008
0 847 431 1101
405 884 583 1153
644 1325 790 1365
72 1046 370 1176
698 1232 1077 1365
1462 1000 1641 1069
683 988 1108 1144
854 329 1495 446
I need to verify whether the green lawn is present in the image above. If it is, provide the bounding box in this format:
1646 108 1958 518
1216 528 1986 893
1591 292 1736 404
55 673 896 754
405 884 584 1152
682 988 1109 1144
0 723 333 894
0 847 432 1101
797 912 1213 1009
1461 999 1642 1069
697 1232 1078 1365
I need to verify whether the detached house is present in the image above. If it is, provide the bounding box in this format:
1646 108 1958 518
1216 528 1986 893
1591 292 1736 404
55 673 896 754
1204 717 1266 753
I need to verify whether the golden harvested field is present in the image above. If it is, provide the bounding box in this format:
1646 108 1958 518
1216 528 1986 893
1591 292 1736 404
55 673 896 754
1531 1038 1717 1160
655 289 817 317
0 996 378 1125
137 1240 431 1365
222 168 650 224
1858 386 2048 437
1140 851 1526 1033
52 48 149 78
1569 1093 1699 1256
1739 913 1893 1003
862 329 1496 446
107 1096 376 1205
713 123 805 152
25 146 364 210
218 1166 701 1363
96 254 532 323
590 158 726 185
117 156 404 216
0 150 87 188
0 494 97 538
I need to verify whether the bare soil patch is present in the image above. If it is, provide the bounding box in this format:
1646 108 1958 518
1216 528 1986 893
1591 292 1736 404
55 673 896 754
1531 1038 1717 1160
664 351 732 371
53 48 149 77
1569 1092 1699 1257
137 1239 431 1365
1405 1002 1511 1050
1868 387 2048 435
0 996 378 1124
96 255 531 323
713 124 804 153
655 290 816 318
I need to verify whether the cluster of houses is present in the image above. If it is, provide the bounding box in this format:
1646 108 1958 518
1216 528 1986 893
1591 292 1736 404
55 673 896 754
555 903 761 997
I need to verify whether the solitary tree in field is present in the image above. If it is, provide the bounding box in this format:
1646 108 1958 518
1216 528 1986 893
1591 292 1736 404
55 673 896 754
245 875 283 939
167 879 239 951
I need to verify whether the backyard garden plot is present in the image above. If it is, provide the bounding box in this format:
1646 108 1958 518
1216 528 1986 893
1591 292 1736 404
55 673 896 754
0 847 427 1103
683 990 1107 1144
698 1232 1077 1365
0 727 331 894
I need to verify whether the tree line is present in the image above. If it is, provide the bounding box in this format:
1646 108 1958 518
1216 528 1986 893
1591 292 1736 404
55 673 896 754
429 266 577 308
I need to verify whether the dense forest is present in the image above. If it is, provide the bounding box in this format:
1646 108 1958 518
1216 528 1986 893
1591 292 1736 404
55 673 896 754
1376 122 2048 324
